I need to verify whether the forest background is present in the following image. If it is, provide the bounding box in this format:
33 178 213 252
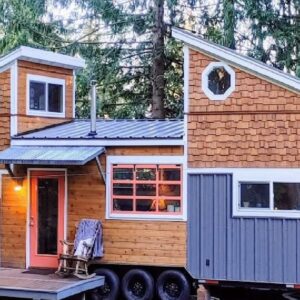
0 0 299 119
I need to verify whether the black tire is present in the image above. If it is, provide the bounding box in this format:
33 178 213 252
156 270 190 300
88 268 120 300
121 269 154 300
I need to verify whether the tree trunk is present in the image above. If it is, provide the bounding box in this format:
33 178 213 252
151 0 165 119
223 0 236 49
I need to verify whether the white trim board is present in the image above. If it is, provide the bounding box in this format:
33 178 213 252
72 70 76 118
0 46 85 71
183 46 189 226
183 45 190 114
10 62 18 136
172 27 300 95
106 155 186 221
187 168 300 219
11 139 184 147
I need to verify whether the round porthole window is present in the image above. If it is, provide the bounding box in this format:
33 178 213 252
202 62 235 100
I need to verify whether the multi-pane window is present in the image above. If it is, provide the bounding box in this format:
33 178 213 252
239 182 300 211
111 164 182 215
28 75 65 116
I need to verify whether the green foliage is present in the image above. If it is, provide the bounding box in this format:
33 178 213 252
223 0 236 49
0 0 66 54
243 0 300 74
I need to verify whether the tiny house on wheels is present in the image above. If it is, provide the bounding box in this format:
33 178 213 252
0 27 299 300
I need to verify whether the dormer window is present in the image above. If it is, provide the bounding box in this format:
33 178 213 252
27 74 65 117
202 62 235 101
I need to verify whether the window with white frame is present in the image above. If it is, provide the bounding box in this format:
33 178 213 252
202 62 235 101
239 182 300 210
27 74 65 117
107 156 184 220
232 169 300 218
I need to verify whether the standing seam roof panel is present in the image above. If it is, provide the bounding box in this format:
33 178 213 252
14 119 184 140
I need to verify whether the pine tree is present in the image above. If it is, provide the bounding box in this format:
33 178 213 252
68 0 184 119
0 0 65 54
243 0 300 75
152 0 166 118
1 0 299 121
223 0 236 49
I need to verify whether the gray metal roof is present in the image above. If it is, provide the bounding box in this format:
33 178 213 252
0 146 105 165
14 119 184 140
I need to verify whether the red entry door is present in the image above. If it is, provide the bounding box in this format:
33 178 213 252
30 171 65 268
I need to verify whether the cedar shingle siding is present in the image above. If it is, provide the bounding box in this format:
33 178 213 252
0 70 11 151
188 49 300 168
17 61 73 134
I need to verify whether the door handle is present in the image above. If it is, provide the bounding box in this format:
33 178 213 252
30 216 34 227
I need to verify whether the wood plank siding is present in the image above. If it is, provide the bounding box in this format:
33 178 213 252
1 170 28 268
0 146 186 268
17 61 73 134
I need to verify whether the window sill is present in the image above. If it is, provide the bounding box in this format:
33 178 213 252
107 213 185 221
233 208 300 219
27 110 66 118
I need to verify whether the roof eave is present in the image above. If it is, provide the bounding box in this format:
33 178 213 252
0 46 85 70
172 27 300 95
11 138 184 147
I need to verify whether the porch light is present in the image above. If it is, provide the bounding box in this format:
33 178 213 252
14 185 22 192
14 180 23 192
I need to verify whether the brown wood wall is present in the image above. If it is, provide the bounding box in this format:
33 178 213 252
0 146 186 268
17 60 73 134
0 61 75 267
0 166 28 268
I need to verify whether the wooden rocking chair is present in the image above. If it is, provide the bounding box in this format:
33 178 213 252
56 219 103 279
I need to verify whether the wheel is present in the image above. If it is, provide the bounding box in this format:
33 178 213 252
121 269 154 300
88 268 120 300
156 270 190 300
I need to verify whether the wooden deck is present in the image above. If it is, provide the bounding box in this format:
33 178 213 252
0 268 104 300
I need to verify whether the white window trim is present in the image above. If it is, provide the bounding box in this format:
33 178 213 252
26 74 66 118
106 155 186 221
233 169 300 218
202 62 236 101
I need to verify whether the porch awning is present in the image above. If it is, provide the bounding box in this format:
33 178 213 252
0 146 105 165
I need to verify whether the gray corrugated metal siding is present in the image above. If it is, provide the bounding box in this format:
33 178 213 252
188 173 300 284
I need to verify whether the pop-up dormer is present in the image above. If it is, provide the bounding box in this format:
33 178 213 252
0 46 85 141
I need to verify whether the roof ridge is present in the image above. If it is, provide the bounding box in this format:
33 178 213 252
172 27 300 94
